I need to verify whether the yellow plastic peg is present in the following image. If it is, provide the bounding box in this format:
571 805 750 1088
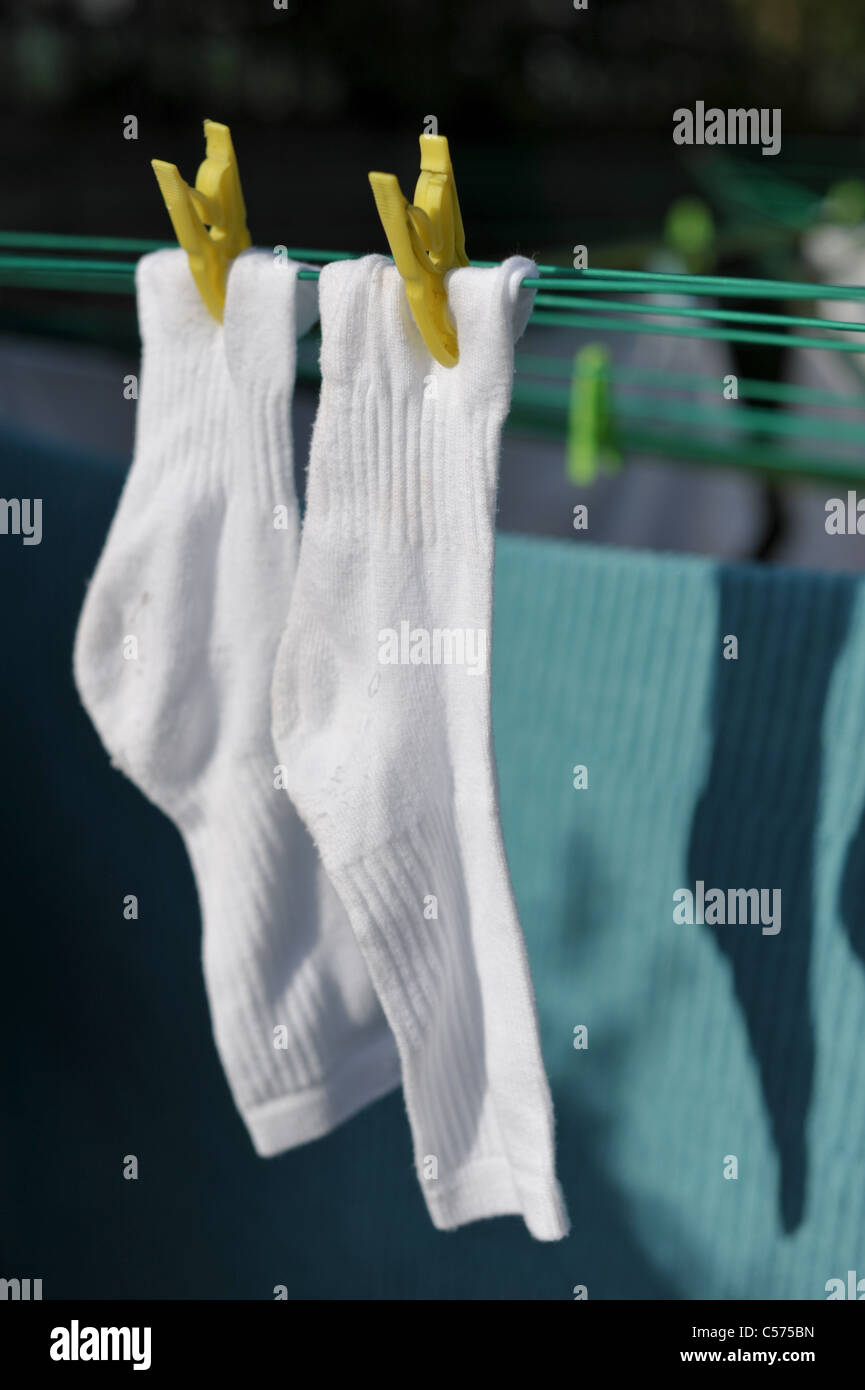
151 119 251 322
369 133 469 366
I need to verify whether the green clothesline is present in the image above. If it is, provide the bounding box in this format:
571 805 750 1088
516 381 865 445
3 256 865 355
3 233 865 313
516 358 865 407
3 232 865 484
509 372 865 469
530 309 865 354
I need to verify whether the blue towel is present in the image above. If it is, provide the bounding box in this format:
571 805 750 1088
2 422 864 1298
495 534 865 1299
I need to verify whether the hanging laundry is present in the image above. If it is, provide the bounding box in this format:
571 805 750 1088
73 247 401 1158
272 253 569 1241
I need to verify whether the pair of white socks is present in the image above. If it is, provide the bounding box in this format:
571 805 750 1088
74 245 568 1241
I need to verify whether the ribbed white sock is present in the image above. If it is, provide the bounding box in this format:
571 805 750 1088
74 247 400 1155
272 254 569 1239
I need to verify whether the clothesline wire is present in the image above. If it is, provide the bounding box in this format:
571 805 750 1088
3 232 865 302
509 372 865 450
4 254 865 356
517 358 865 405
5 232 865 482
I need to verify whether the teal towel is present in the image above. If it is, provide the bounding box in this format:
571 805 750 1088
4 418 865 1298
494 534 865 1298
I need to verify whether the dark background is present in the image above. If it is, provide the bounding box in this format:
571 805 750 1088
3 0 865 262
6 0 865 569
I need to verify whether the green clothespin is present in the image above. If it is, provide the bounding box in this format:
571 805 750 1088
822 178 865 226
663 196 716 274
566 344 620 486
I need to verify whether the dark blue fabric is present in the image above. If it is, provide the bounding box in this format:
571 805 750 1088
4 423 865 1300
0 427 577 1299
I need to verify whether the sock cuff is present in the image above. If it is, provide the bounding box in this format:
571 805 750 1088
133 249 230 481
424 1155 570 1241
305 254 536 548
132 248 318 507
323 799 568 1240
224 251 318 511
224 249 319 398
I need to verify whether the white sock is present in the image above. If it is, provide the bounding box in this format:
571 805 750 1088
74 247 400 1155
271 254 569 1240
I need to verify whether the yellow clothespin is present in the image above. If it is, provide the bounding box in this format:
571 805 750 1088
368 134 469 366
151 119 251 322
